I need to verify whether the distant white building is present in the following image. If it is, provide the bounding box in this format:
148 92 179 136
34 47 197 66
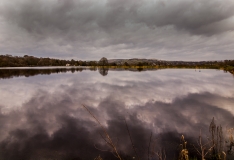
66 64 70 66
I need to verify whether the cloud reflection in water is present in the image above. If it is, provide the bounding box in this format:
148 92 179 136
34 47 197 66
0 69 233 159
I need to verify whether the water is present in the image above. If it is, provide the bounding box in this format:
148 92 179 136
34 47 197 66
0 68 233 160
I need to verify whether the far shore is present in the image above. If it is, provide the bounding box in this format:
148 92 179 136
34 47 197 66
0 66 91 69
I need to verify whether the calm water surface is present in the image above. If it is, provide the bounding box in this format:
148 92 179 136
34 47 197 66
0 68 233 160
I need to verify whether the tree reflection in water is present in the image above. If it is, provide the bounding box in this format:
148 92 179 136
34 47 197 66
98 67 109 76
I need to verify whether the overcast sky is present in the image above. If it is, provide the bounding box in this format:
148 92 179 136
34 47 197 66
0 0 234 61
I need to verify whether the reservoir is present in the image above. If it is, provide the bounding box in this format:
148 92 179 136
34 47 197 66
0 68 233 160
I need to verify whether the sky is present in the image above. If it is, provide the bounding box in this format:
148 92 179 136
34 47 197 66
0 0 234 61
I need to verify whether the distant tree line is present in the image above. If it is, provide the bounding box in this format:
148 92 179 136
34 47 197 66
0 55 234 74
0 55 99 67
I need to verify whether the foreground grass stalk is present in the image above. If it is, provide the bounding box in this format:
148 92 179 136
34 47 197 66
82 105 122 160
178 135 189 160
227 128 234 154
124 119 140 160
148 132 152 160
193 130 214 160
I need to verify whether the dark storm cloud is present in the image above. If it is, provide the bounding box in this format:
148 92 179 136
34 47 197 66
1 0 234 60
136 0 234 35
2 0 234 36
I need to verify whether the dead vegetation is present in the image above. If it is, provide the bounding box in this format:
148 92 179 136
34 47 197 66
81 105 233 160
82 105 122 160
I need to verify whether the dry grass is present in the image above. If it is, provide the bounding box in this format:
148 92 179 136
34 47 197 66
81 107 233 160
178 135 189 160
82 105 122 160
